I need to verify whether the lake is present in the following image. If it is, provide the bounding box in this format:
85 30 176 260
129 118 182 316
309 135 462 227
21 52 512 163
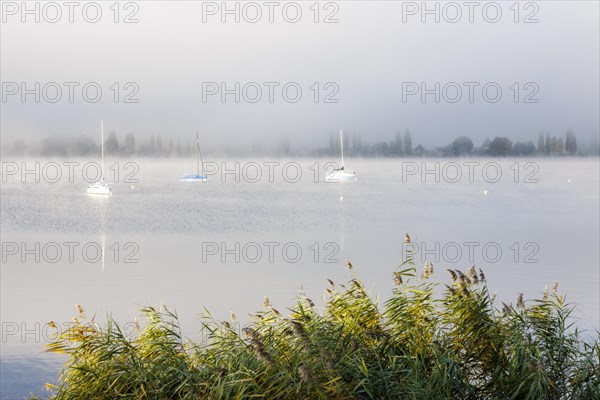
1 157 598 398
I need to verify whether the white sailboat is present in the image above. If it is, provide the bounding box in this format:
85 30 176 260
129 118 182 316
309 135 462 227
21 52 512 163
87 120 112 196
180 130 208 182
325 129 356 182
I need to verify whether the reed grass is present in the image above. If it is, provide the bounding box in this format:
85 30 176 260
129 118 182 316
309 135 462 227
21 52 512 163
36 252 599 399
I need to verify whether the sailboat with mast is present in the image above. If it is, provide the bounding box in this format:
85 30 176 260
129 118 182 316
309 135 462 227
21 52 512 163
180 130 208 182
87 120 112 196
325 129 356 182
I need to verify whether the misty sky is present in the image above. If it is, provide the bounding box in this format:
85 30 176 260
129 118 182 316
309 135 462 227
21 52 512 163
1 1 599 150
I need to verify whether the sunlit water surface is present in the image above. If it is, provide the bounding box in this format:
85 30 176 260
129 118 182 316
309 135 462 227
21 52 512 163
1 157 598 398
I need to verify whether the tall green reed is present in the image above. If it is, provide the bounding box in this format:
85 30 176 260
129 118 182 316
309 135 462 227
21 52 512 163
36 242 599 399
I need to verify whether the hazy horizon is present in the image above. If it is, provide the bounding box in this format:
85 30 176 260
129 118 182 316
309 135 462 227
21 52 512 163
2 1 599 150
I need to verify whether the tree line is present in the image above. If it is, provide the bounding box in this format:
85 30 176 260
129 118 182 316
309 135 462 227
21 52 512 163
321 129 596 157
11 132 198 157
8 129 599 157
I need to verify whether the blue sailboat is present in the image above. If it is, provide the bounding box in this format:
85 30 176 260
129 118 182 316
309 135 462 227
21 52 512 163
180 130 208 182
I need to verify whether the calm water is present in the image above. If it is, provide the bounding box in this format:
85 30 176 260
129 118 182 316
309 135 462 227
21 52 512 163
1 157 599 398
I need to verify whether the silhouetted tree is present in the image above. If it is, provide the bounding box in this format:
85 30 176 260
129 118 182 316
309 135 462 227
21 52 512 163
122 133 136 156
39 135 95 156
557 137 565 154
403 130 412 155
513 141 536 155
394 132 404 155
41 136 67 156
537 131 545 154
70 135 97 155
551 136 558 154
373 141 390 156
565 130 577 155
450 136 474 156
156 135 164 156
105 131 119 155
480 138 492 154
545 133 552 155
489 137 513 156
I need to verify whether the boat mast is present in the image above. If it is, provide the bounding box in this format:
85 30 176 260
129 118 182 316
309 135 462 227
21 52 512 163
195 130 200 176
340 129 344 169
198 141 206 178
101 120 105 180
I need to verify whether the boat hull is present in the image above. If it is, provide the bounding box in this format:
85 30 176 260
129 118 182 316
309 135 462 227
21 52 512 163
180 174 208 182
87 183 112 196
325 170 356 182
